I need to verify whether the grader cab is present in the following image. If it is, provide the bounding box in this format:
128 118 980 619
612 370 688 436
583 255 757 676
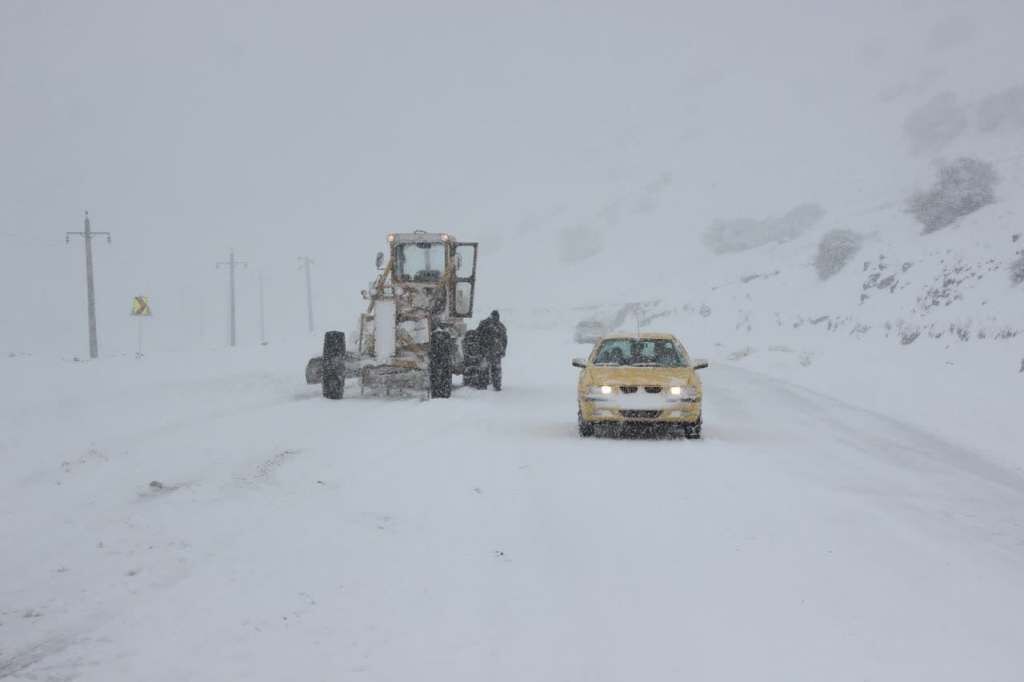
305 231 485 399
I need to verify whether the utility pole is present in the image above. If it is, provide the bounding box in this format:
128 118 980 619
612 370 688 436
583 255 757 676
66 211 111 359
216 250 247 347
258 271 267 345
298 256 314 333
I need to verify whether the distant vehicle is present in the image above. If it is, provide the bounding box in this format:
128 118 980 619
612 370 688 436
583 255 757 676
573 318 607 344
572 332 708 439
305 230 492 399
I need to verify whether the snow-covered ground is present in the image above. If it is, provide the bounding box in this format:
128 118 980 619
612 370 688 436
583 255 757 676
4 331 1024 681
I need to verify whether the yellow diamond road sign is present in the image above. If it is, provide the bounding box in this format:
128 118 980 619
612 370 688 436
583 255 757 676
131 296 151 317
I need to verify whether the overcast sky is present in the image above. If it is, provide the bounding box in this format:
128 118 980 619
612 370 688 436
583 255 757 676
2 0 1021 356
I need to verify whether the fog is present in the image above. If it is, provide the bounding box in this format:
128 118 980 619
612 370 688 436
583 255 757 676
2 0 1021 355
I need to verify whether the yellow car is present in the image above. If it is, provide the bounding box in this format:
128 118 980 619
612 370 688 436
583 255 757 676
573 332 708 439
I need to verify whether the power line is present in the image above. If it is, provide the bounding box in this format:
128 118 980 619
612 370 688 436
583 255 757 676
216 249 248 347
65 211 111 359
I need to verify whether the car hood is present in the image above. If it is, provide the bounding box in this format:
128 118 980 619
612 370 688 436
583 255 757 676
585 365 695 386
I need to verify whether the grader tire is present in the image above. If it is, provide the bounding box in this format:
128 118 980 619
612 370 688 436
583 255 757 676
322 331 346 400
429 331 453 399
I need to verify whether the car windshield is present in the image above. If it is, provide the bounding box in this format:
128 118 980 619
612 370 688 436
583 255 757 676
395 242 446 282
592 339 685 367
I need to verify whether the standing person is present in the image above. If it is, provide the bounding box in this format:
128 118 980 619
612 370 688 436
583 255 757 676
477 310 508 391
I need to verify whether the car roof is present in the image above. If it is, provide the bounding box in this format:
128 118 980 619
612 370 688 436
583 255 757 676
598 332 679 342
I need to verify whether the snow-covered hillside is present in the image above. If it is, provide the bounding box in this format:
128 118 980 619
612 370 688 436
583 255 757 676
487 118 1024 365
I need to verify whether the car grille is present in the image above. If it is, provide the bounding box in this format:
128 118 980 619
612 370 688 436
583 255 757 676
644 386 662 394
621 410 661 419
619 386 638 394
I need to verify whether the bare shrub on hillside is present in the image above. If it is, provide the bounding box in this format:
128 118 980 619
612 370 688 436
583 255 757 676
907 157 998 233
703 203 825 254
815 229 863 280
1010 254 1024 286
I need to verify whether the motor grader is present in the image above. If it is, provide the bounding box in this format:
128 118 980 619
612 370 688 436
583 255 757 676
305 231 490 399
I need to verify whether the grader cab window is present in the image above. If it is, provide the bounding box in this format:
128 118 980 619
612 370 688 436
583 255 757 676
451 242 478 318
454 281 473 316
396 242 446 282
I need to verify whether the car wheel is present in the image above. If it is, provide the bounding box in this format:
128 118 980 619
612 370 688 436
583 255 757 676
683 417 702 440
578 411 595 438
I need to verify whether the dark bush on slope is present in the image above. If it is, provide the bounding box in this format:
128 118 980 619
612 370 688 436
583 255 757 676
908 157 998 233
1010 254 1024 286
815 229 863 280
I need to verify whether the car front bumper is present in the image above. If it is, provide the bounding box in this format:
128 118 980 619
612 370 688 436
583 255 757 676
579 395 702 423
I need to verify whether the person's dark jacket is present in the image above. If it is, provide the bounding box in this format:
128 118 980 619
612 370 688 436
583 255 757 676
477 318 508 358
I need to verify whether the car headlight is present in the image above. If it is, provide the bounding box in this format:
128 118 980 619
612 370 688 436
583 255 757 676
670 385 699 400
600 385 613 395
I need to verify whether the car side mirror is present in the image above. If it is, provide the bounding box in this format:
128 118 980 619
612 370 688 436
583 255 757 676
375 252 384 269
693 359 709 370
571 358 587 369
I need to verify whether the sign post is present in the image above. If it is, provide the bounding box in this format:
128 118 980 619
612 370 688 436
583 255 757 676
131 296 152 357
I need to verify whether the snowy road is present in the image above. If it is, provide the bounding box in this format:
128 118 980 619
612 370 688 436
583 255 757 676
3 338 1024 681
